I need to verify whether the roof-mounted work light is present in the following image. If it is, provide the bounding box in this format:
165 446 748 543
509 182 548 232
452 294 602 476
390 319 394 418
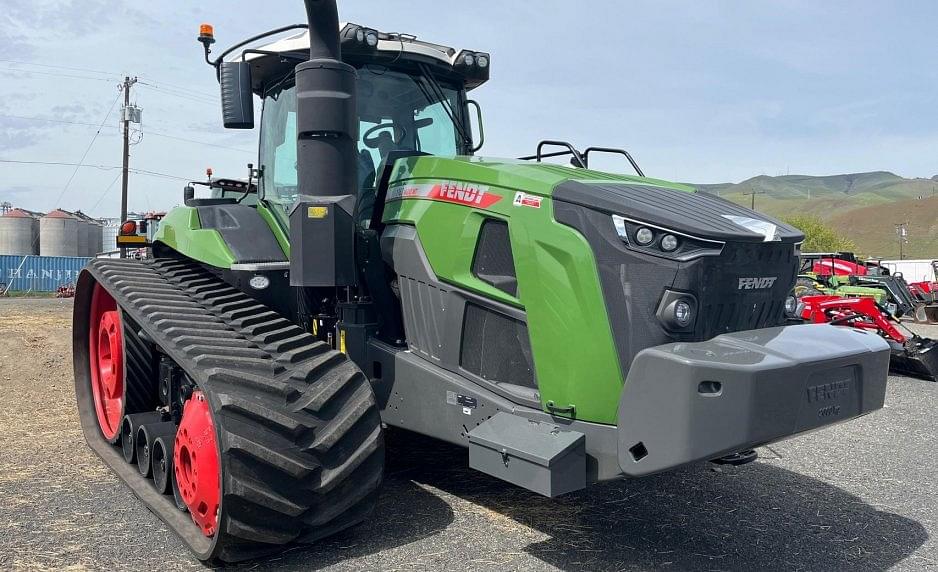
454 49 491 82
341 24 380 52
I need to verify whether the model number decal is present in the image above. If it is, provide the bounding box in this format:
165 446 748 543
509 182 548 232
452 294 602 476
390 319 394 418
387 181 502 208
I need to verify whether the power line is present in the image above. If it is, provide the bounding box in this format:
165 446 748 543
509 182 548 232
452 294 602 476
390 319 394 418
0 113 251 153
136 80 217 103
0 67 120 83
0 159 195 182
136 75 215 96
89 171 123 212
0 58 117 77
50 92 122 209
145 130 251 153
0 113 108 129
0 159 118 169
137 84 218 106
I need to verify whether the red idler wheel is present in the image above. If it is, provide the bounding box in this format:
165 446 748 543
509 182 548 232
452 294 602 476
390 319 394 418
174 391 220 536
87 283 125 441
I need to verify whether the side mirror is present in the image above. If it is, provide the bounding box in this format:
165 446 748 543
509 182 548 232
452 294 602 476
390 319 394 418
467 99 485 153
218 61 254 129
183 185 195 205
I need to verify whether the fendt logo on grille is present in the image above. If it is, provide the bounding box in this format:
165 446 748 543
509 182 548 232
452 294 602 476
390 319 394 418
737 277 778 290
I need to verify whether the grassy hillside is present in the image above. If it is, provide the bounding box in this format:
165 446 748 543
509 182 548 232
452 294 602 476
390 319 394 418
828 195 938 259
696 172 938 258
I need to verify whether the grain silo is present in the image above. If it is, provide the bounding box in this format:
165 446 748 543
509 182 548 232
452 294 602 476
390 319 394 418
90 221 104 256
39 210 80 257
0 209 40 255
101 221 119 254
73 211 98 257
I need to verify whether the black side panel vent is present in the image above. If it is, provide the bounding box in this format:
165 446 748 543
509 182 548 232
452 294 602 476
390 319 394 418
472 219 518 296
460 303 536 389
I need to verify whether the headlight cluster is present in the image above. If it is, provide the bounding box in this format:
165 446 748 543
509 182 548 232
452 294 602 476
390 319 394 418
341 24 381 50
455 49 490 69
611 215 723 261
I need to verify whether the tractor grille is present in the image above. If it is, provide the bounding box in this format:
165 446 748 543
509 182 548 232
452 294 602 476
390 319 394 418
693 241 796 340
698 298 785 339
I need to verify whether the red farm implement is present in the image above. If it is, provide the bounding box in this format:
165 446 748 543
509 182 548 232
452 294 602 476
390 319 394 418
800 295 937 381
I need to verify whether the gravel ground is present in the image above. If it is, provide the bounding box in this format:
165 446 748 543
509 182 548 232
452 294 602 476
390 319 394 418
0 297 935 571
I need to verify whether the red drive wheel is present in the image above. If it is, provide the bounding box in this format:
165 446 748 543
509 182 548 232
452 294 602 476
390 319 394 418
174 391 220 537
87 282 125 441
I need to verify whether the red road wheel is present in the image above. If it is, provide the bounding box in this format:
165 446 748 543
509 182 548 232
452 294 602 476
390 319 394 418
174 391 220 537
87 282 125 441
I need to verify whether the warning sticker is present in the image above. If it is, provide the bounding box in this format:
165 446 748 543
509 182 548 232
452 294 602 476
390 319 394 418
513 192 542 208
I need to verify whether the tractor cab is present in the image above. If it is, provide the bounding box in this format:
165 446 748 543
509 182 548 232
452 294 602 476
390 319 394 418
204 24 487 227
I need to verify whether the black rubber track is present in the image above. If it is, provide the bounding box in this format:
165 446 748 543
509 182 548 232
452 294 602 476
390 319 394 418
121 311 159 419
73 258 385 562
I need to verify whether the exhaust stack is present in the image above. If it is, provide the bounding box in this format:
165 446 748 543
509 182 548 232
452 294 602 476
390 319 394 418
290 0 359 288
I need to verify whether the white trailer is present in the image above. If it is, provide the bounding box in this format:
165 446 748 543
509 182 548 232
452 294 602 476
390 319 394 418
878 259 937 282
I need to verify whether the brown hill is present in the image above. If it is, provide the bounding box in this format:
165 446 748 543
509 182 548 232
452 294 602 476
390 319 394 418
827 196 938 259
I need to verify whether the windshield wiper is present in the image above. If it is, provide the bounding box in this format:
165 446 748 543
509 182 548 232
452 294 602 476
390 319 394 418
416 63 472 150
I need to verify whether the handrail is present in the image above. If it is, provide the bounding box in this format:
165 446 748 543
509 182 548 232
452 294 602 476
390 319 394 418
583 147 644 177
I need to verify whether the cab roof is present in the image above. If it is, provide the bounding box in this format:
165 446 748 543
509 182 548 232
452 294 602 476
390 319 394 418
229 23 489 93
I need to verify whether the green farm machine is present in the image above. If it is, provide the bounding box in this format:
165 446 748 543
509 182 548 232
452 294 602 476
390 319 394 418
73 0 891 562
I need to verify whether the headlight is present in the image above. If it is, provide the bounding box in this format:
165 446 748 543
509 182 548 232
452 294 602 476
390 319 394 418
610 214 724 261
476 54 489 68
635 227 654 245
656 290 697 332
365 30 379 47
674 300 692 326
661 234 679 252
462 53 475 66
784 295 798 317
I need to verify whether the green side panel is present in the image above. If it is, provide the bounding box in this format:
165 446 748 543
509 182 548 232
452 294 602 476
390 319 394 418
257 202 291 258
382 156 660 424
152 207 236 269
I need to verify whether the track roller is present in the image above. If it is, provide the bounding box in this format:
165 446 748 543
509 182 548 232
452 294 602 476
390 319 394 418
152 435 175 495
121 411 164 464
136 422 177 478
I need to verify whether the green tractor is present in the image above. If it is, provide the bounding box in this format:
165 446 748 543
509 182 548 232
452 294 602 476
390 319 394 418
73 0 891 563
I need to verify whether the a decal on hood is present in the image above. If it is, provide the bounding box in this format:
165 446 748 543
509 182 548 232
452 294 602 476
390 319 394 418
722 215 779 242
387 181 502 208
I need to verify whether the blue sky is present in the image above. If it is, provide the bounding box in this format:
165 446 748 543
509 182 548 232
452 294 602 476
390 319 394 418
2 0 936 217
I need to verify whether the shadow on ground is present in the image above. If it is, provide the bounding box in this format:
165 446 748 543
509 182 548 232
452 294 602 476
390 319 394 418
228 430 927 571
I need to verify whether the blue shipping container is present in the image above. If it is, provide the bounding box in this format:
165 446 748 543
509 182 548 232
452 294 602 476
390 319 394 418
0 255 92 292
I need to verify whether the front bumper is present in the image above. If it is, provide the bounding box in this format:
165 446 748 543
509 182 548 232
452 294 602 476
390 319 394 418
617 324 890 477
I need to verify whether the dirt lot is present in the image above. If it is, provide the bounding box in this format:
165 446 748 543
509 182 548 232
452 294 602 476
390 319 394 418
1 297 936 571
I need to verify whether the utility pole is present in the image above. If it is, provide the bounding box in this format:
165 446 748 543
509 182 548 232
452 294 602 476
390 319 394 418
743 190 765 210
895 222 909 260
119 76 138 257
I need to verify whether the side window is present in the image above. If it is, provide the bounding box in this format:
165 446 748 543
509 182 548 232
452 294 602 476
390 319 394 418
471 219 518 297
415 101 458 155
272 115 298 188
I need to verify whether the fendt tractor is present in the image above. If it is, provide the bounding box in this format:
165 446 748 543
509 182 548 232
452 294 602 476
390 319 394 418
73 0 891 563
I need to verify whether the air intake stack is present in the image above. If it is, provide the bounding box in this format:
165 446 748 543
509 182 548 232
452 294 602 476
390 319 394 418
289 0 359 288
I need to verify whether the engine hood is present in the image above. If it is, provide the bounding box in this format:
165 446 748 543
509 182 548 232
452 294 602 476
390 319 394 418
553 180 803 243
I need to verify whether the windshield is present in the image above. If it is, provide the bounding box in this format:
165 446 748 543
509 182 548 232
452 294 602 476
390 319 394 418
260 66 468 226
